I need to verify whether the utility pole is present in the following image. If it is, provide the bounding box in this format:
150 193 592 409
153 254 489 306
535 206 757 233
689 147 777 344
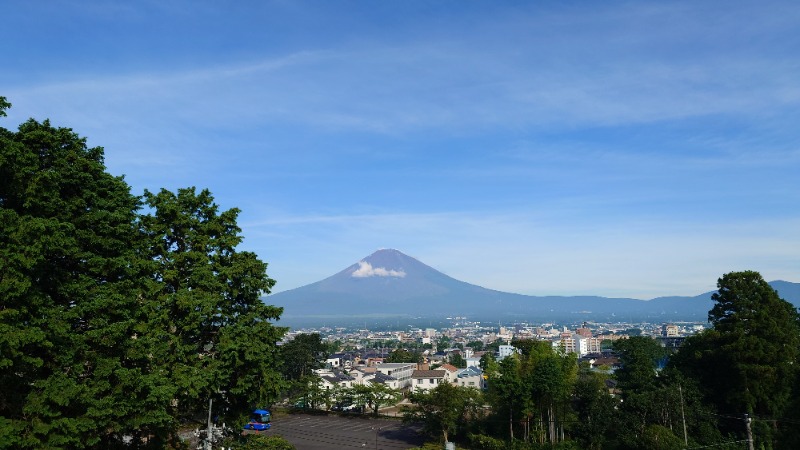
744 413 754 450
371 426 384 450
509 405 513 443
206 398 213 450
678 384 688 447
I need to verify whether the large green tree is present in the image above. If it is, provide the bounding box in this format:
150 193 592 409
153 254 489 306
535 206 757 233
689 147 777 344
0 108 172 447
613 336 665 393
348 382 403 415
570 363 617 450
671 270 800 448
613 337 721 449
485 340 576 445
140 187 286 425
279 333 328 381
486 353 524 441
405 383 484 443
1 101 287 448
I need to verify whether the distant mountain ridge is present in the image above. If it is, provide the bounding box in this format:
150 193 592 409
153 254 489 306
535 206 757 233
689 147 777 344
268 249 800 322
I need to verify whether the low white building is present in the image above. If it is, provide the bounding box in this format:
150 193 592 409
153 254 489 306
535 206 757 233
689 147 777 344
326 356 342 369
411 370 447 392
314 368 354 390
455 366 486 390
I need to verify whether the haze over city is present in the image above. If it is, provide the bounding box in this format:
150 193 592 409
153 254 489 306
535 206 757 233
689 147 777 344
3 0 799 299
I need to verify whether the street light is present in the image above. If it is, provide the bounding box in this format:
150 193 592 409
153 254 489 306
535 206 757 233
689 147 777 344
370 426 381 449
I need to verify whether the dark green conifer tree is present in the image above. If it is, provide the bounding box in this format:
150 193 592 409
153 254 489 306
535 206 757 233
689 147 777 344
0 101 172 447
672 270 800 448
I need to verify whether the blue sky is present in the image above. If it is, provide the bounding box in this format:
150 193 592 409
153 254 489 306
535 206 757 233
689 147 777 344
3 0 799 299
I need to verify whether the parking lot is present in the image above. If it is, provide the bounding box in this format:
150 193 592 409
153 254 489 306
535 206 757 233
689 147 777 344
269 413 425 450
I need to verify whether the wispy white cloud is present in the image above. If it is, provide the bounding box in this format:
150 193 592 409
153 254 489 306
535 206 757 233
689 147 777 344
6 2 800 138
4 1 798 303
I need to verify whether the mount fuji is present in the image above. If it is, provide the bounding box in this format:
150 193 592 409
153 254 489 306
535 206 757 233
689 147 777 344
267 249 800 322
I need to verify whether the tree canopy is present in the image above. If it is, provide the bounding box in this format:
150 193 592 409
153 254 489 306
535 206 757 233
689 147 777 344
0 103 286 448
405 383 484 443
671 270 800 448
279 333 329 381
385 348 422 364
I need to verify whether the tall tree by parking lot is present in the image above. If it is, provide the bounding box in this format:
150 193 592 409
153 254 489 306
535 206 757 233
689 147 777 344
0 98 286 448
0 101 171 447
141 187 287 435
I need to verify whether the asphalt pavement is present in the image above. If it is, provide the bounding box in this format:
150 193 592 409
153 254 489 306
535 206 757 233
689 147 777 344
269 413 425 450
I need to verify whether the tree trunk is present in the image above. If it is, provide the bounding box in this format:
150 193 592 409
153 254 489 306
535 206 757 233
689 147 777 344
509 406 514 441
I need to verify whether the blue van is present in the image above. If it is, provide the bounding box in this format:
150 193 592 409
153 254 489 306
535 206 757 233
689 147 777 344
243 409 271 432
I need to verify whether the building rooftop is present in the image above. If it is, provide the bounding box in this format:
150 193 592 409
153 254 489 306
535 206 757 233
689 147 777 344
412 370 446 379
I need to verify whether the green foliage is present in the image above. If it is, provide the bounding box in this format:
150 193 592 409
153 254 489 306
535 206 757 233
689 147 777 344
487 354 524 440
140 187 286 422
405 383 484 443
326 339 342 354
418 443 444 450
0 96 10 116
671 271 800 449
293 376 331 411
0 117 173 447
613 336 665 392
708 271 800 417
466 340 485 351
468 433 507 450
225 434 296 450
613 337 690 448
386 348 422 363
328 382 401 415
637 425 684 450
484 341 578 445
484 339 504 353
0 108 286 447
569 364 617 450
449 353 467 368
364 382 403 415
279 333 329 381
479 352 498 375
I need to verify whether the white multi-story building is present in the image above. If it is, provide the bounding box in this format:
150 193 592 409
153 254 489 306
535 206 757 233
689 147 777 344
375 363 416 389
553 334 602 356
498 344 519 360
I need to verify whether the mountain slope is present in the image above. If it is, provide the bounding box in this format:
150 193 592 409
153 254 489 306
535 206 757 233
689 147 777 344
272 249 512 315
268 249 799 321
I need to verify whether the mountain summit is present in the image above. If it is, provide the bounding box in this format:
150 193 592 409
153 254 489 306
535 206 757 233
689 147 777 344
273 249 505 315
268 249 800 321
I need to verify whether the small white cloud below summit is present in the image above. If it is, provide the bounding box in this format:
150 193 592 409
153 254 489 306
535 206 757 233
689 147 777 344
351 261 406 278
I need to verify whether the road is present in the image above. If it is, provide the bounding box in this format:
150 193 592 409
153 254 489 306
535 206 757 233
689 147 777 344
269 413 425 450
